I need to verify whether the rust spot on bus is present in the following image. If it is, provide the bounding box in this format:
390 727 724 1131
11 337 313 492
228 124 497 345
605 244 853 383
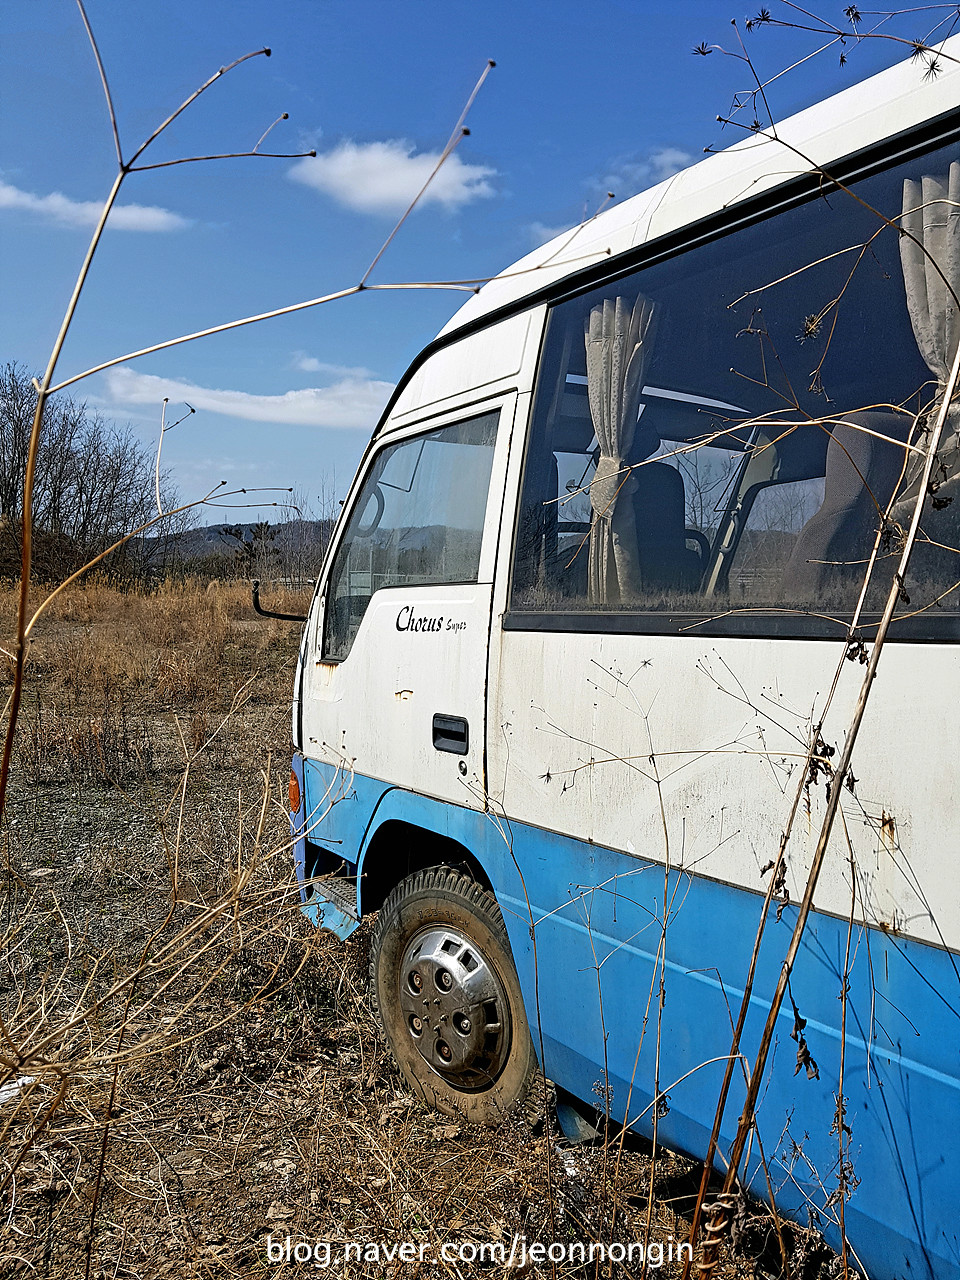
880 811 897 854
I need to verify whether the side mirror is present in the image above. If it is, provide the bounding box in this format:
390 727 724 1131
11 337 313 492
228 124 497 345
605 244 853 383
251 579 308 622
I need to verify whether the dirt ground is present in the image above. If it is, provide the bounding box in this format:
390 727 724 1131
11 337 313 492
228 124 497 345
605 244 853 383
0 582 840 1279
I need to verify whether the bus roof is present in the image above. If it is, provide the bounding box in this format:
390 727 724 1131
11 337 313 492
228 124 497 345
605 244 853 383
439 34 960 337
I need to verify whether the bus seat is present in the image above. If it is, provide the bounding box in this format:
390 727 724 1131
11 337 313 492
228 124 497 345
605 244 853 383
632 461 704 592
781 412 911 600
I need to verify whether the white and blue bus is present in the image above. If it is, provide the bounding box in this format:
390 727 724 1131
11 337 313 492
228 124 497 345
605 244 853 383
289 40 960 1280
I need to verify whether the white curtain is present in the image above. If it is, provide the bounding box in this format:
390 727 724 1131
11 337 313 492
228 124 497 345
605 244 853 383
901 162 960 397
584 294 657 604
899 164 960 507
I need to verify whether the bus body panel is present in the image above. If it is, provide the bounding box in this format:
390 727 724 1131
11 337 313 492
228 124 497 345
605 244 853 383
492 816 960 1280
291 764 960 1280
391 311 535 421
303 582 494 801
490 630 960 951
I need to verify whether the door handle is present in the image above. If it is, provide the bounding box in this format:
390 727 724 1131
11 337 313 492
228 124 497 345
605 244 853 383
432 714 469 754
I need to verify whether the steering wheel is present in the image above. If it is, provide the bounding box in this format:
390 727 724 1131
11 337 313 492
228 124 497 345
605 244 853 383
355 484 386 537
685 528 711 562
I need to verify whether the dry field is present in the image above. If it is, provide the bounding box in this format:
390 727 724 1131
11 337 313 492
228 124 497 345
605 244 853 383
0 581 834 1279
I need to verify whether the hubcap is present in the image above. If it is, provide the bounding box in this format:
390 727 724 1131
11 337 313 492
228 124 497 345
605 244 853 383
398 925 511 1088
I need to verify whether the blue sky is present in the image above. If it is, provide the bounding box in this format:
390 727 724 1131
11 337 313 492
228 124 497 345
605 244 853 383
1 1 949 524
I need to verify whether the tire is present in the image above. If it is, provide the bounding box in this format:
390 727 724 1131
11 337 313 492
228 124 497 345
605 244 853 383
370 866 537 1124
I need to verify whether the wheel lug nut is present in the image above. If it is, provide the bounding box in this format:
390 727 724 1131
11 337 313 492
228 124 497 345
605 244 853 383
454 1013 471 1034
411 1016 422 1032
437 1040 452 1061
437 970 453 990
409 971 423 992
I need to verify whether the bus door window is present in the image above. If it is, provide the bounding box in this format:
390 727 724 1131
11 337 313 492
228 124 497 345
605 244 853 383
323 412 499 661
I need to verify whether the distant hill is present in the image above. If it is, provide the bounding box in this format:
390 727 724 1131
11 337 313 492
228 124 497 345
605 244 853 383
140 518 334 580
163 519 330 559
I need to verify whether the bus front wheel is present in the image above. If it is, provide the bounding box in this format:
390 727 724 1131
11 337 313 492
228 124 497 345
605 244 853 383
370 866 536 1124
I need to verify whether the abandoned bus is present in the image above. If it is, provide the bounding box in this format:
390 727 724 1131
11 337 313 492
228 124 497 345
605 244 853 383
289 41 960 1280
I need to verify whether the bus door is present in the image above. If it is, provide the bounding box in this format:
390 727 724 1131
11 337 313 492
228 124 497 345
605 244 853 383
299 401 514 857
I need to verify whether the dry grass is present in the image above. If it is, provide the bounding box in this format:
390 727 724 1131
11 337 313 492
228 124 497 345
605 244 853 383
0 581 834 1279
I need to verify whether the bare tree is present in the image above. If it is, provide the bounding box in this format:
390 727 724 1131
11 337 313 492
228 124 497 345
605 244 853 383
0 362 185 580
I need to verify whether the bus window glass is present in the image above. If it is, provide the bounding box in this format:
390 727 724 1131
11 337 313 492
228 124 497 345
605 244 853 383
512 141 960 637
323 411 499 661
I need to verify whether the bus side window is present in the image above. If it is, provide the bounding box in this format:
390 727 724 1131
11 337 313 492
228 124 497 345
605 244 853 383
322 411 499 661
509 141 944 628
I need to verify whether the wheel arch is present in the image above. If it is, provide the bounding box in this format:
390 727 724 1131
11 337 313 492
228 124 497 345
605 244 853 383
358 818 493 916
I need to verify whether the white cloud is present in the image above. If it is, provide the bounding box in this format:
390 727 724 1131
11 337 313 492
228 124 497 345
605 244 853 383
0 179 191 231
524 148 695 250
600 146 695 198
648 147 696 181
104 366 394 430
288 139 496 214
526 220 578 248
292 353 375 378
